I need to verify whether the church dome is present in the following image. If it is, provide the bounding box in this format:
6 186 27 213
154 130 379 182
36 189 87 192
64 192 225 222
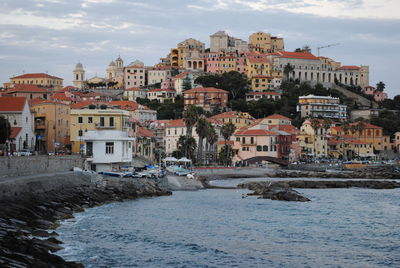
74 62 83 70
128 60 144 67
109 61 116 67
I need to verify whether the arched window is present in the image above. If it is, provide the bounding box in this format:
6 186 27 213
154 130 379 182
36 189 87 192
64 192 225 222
257 145 262 151
263 145 268 151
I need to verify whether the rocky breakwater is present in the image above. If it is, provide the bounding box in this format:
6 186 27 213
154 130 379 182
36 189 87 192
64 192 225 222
0 173 171 267
272 165 400 179
239 179 400 202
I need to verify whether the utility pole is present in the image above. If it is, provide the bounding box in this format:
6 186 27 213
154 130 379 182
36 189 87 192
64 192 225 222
317 43 340 56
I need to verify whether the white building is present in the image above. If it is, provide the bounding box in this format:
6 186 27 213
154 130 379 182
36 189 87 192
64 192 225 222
0 96 35 153
124 60 146 89
147 67 173 85
270 51 369 88
297 95 347 120
82 130 134 172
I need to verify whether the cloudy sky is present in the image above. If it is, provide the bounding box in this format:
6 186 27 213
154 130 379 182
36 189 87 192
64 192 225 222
1 0 399 97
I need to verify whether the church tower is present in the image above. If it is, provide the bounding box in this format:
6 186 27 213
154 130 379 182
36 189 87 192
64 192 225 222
73 62 85 89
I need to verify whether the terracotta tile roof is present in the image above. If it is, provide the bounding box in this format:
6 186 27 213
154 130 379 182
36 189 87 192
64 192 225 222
211 111 253 120
235 129 277 136
7 84 49 93
166 119 185 128
183 87 228 94
173 72 189 79
11 73 63 80
50 92 72 102
110 100 139 111
274 51 319 60
0 96 26 111
247 56 269 63
70 101 99 109
29 98 68 106
138 127 155 137
10 127 22 139
265 114 291 120
338 65 361 70
350 122 381 129
269 124 297 134
148 88 176 93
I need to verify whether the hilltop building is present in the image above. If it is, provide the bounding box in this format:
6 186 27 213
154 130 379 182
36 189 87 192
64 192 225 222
210 31 248 53
9 73 64 90
248 32 285 53
73 63 85 89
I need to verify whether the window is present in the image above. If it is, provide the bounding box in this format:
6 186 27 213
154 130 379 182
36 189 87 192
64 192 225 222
106 142 114 154
78 130 83 136
263 145 268 151
250 137 254 144
236 137 240 142
78 116 83 123
88 117 93 123
242 137 245 144
257 145 262 151
100 117 105 126
109 117 114 127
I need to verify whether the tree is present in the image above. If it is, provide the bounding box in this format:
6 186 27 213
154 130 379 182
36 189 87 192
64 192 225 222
355 121 366 157
182 75 192 91
310 118 321 157
283 63 295 81
177 135 197 160
183 105 200 138
218 145 234 166
194 74 220 88
376 81 385 92
205 123 218 164
0 116 11 144
195 118 209 165
220 122 236 166
220 71 249 100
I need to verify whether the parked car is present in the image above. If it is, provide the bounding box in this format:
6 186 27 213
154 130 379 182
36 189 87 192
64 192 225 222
19 149 33 156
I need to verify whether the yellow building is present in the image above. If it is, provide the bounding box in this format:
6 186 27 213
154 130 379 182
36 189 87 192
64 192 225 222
298 119 333 157
10 73 63 90
210 111 254 128
70 108 130 153
246 56 271 78
219 54 237 73
30 99 70 153
328 138 374 159
251 75 273 91
248 32 284 53
169 38 205 69
331 122 390 152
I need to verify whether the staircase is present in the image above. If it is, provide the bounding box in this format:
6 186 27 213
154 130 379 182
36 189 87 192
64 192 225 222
332 85 379 109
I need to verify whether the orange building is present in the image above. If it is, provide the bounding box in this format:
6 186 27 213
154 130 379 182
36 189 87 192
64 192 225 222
5 84 49 100
183 87 229 112
10 73 63 90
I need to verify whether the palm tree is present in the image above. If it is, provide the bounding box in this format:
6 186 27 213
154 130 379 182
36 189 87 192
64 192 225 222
195 118 209 165
283 63 295 81
206 123 218 164
356 121 366 157
183 105 199 138
177 135 197 160
220 122 236 166
310 118 321 157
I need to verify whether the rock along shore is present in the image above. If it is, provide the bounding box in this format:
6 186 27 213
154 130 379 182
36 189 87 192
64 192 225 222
0 172 171 267
238 180 400 202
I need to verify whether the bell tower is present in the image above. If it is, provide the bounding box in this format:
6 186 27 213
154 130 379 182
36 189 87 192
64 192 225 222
73 62 85 89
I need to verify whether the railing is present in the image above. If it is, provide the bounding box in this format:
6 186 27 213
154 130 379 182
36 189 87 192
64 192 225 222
95 123 115 129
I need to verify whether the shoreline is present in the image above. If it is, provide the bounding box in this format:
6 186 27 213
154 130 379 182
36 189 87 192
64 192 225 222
0 172 171 267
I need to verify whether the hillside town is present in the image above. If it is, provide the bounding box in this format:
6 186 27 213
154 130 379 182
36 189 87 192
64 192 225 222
0 30 399 172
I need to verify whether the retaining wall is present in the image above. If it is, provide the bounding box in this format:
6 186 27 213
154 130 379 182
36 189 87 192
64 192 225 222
0 155 84 178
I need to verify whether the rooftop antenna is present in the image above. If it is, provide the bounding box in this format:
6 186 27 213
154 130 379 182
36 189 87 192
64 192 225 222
317 43 340 56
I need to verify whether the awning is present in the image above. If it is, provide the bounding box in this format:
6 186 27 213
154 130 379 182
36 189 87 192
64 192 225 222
163 157 178 162
177 157 191 162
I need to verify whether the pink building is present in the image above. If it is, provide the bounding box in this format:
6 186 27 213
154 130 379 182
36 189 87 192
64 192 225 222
204 52 220 73
362 86 375 95
373 91 388 102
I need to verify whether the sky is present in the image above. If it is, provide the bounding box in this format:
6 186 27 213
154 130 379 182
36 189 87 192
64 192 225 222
1 0 399 97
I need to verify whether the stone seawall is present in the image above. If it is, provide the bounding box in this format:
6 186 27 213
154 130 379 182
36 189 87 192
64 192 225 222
0 172 171 267
0 155 84 178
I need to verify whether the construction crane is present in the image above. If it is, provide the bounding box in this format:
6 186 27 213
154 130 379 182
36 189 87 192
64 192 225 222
317 43 340 56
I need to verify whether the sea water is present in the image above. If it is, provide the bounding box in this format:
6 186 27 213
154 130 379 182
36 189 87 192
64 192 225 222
57 182 400 267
